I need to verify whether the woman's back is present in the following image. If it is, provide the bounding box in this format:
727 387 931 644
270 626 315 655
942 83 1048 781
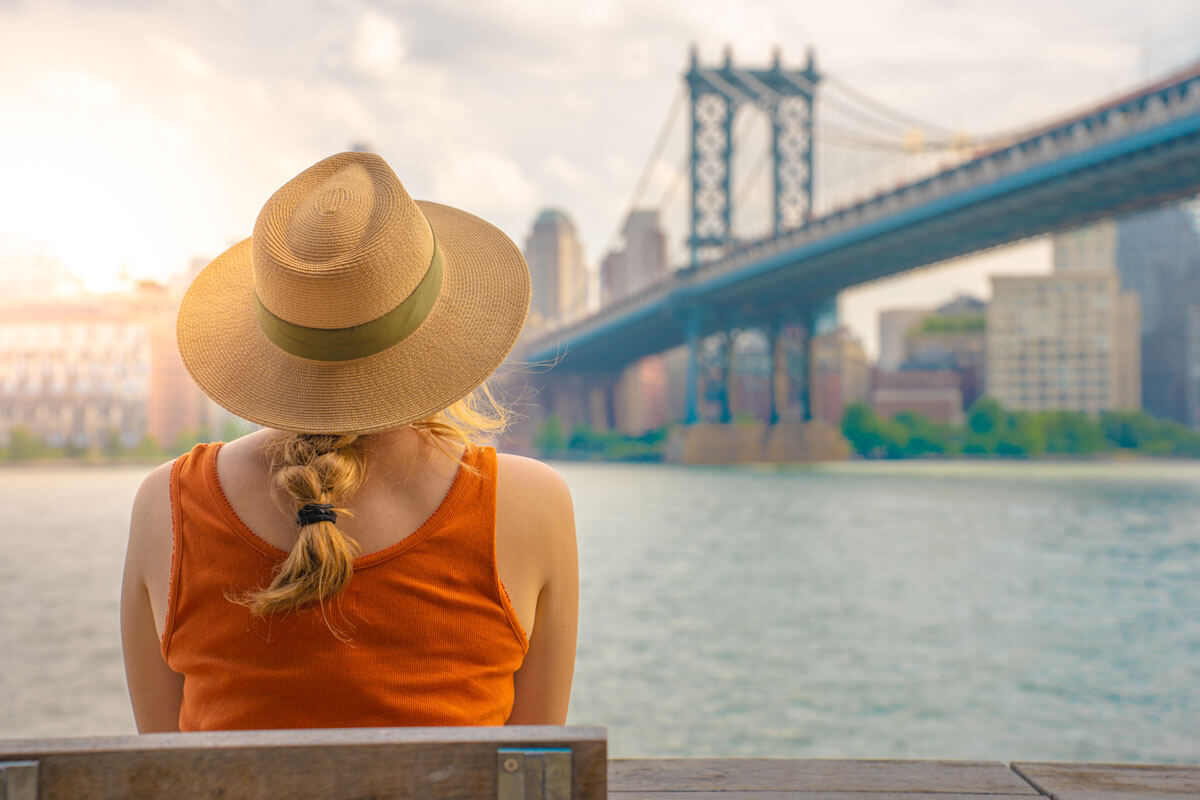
123 428 578 731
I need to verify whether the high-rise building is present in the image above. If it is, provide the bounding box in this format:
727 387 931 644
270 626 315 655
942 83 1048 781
810 327 869 425
1053 219 1118 273
599 250 626 307
1052 209 1200 422
987 256 1140 414
523 208 587 329
1113 203 1200 424
600 209 667 306
877 308 927 372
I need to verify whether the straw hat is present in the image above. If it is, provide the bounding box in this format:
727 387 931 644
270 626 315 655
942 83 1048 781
177 152 531 434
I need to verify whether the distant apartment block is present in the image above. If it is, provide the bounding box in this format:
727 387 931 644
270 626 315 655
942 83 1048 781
871 369 964 425
874 295 986 420
810 327 869 426
600 210 667 306
523 208 587 330
986 269 1140 414
0 283 208 450
613 357 669 435
902 295 986 408
877 308 927 372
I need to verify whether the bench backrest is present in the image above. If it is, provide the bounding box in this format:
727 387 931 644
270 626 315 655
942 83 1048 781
0 725 606 800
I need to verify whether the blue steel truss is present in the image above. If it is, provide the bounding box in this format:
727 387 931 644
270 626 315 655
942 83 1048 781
686 47 820 266
526 59 1200 373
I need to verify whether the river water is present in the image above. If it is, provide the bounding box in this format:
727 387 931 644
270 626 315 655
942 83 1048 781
1 459 1198 762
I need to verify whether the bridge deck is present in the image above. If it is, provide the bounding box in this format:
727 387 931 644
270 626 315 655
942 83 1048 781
612 758 1200 799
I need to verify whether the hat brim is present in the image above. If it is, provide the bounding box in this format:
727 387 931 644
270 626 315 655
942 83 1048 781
177 201 531 434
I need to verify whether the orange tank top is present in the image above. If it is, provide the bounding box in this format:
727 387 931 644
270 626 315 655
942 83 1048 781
161 442 528 731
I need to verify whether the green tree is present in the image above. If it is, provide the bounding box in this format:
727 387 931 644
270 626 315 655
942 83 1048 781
996 412 1045 458
133 435 162 460
894 411 950 457
102 428 125 459
533 414 567 456
964 397 1007 454
7 427 41 461
1100 410 1161 450
172 428 206 456
567 424 604 454
967 397 1005 436
841 403 907 458
220 417 252 442
1041 411 1106 455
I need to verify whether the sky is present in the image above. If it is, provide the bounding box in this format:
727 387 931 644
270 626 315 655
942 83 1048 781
3 0 1200 355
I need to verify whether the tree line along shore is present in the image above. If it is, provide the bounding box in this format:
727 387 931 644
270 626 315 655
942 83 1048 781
5 400 1198 464
533 399 1200 462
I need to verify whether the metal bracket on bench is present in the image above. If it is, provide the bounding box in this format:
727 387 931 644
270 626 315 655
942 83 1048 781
0 760 38 800
497 747 572 800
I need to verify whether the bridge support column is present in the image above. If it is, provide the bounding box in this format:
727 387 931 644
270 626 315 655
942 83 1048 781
721 331 736 424
767 322 783 425
547 374 585 433
684 306 701 425
800 296 838 423
587 385 611 431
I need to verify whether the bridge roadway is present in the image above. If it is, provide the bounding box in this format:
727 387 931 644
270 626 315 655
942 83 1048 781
521 61 1200 371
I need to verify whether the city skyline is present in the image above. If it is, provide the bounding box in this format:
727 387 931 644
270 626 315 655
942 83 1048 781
3 0 1200 355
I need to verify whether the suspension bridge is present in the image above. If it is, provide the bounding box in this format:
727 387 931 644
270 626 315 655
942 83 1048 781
518 48 1200 442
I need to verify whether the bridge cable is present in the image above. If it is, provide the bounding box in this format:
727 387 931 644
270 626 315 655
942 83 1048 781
601 85 687 257
822 74 958 137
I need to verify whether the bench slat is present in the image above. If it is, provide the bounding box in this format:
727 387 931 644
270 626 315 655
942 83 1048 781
0 727 607 800
1013 762 1200 800
608 758 1040 794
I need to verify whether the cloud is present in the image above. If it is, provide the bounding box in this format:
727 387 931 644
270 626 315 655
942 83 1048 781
349 9 405 79
431 149 537 214
544 155 584 188
144 32 212 78
3 0 1200 320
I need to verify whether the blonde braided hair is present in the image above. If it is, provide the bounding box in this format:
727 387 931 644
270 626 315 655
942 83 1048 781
234 382 513 633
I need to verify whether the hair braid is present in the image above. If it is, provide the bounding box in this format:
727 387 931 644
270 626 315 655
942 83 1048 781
235 433 365 629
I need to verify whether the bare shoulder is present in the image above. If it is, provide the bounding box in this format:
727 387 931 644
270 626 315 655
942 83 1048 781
495 453 576 571
127 460 174 571
495 453 574 518
131 461 173 536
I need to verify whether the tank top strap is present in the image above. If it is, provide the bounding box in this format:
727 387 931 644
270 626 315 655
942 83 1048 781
456 442 497 515
162 441 224 658
417 442 499 561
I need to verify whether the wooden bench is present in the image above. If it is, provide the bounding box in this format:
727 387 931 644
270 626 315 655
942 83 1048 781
5 731 1199 799
0 726 607 800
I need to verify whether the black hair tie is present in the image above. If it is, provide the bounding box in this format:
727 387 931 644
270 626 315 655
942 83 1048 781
296 503 337 526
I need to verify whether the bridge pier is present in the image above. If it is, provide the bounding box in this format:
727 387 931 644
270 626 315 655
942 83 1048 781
716 332 733 424
767 321 783 425
683 306 701 425
587 378 615 432
798 295 838 422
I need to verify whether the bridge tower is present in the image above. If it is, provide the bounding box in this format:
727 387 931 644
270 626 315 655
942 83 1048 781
686 46 820 266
